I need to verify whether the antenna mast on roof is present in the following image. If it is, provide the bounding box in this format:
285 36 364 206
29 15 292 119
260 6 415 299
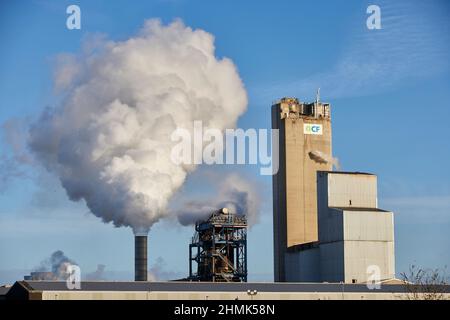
316 88 320 104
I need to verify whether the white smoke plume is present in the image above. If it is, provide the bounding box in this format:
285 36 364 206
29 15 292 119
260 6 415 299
33 250 78 280
28 19 247 234
176 173 261 226
85 264 106 281
147 257 183 281
309 150 340 170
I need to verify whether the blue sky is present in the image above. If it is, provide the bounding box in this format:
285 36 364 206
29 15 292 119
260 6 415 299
0 0 449 283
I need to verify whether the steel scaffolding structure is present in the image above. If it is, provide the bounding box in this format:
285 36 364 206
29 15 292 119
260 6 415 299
189 208 247 282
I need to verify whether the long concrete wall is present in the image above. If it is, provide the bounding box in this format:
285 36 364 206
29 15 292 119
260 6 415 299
38 290 450 300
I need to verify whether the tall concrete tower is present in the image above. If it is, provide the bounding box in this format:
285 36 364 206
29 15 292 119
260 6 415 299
272 97 332 282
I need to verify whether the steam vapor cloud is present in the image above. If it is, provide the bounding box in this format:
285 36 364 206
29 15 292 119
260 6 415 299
147 257 183 281
34 250 77 280
176 173 261 226
28 19 248 234
309 150 340 170
85 264 106 281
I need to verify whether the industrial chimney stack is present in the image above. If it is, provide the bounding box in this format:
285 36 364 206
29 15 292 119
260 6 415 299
134 235 148 281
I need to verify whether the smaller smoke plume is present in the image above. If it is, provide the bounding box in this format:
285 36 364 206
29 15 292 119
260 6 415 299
176 201 217 225
34 250 78 280
85 264 106 281
309 150 341 170
176 173 261 226
147 257 183 281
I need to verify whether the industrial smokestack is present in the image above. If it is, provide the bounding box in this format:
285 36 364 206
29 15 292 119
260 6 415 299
135 235 148 281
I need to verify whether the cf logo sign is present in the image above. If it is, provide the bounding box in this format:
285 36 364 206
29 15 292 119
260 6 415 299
304 124 323 135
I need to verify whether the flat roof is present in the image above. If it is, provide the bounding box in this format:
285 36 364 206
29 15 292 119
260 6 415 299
15 280 450 293
318 171 375 176
330 207 390 212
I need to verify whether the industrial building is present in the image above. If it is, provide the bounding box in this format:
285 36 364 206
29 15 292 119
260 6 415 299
272 97 396 283
24 272 57 281
188 208 247 282
285 171 395 283
272 97 332 282
7 280 450 300
1 95 410 300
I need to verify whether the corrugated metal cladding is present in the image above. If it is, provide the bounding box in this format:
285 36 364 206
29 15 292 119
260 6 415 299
288 171 396 283
327 173 378 208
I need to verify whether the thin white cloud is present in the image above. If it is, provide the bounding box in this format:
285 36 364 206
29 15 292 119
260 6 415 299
383 195 450 208
380 195 450 223
254 0 450 101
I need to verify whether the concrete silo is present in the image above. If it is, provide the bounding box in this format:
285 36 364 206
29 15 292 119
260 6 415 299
271 96 332 282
